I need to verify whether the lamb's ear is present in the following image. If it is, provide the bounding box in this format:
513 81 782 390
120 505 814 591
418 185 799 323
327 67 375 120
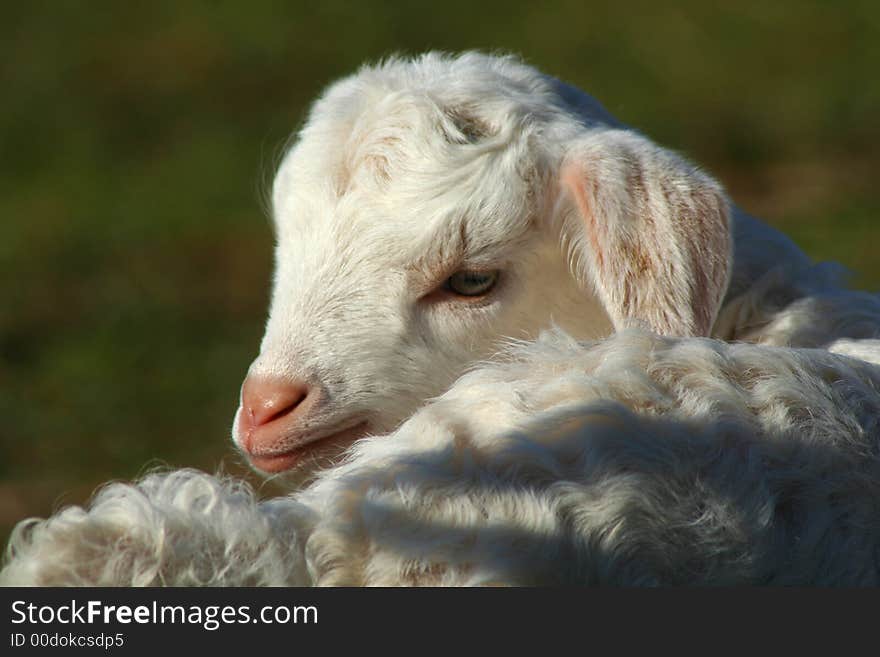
557 129 732 336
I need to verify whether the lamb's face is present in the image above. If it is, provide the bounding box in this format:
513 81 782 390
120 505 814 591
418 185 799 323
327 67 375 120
231 75 612 478
231 54 732 479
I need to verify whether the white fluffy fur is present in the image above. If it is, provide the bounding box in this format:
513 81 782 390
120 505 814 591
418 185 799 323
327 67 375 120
5 330 880 586
4 52 880 586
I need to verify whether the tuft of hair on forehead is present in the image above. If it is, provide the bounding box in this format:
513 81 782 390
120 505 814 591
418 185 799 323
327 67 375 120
337 95 502 196
293 52 565 197
439 105 493 145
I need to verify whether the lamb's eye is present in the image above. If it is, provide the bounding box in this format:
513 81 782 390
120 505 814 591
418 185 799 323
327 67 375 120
444 270 499 297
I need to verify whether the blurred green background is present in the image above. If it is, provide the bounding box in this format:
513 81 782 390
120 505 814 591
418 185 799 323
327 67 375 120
1 1 878 543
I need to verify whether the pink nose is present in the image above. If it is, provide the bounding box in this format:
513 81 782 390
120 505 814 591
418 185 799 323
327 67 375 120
237 376 312 453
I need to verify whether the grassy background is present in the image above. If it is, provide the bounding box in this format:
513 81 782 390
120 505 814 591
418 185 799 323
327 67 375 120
1 1 878 543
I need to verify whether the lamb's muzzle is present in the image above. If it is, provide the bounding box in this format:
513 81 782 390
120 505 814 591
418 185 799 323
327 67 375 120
234 375 371 473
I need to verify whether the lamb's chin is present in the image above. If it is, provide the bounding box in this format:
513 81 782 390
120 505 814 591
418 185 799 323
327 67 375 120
245 421 371 476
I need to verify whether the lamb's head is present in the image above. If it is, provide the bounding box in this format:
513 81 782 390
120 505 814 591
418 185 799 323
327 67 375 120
232 52 732 478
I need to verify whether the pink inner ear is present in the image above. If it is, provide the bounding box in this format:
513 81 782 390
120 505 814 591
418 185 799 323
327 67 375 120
560 162 605 270
558 146 731 338
560 157 647 332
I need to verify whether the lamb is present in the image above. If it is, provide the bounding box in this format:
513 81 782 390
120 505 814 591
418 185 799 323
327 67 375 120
230 51 880 482
3 52 880 586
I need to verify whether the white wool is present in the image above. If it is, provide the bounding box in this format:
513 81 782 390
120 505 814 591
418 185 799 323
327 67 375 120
4 52 880 586
828 339 880 365
1 470 311 586
4 330 880 586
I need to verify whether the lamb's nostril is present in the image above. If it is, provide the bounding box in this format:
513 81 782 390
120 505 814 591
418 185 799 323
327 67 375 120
240 376 311 430
254 395 300 425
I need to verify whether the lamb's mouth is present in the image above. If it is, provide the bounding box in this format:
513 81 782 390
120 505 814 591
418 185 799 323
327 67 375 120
245 421 371 474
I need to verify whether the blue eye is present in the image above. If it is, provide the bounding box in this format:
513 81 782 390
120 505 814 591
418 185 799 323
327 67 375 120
445 270 499 296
